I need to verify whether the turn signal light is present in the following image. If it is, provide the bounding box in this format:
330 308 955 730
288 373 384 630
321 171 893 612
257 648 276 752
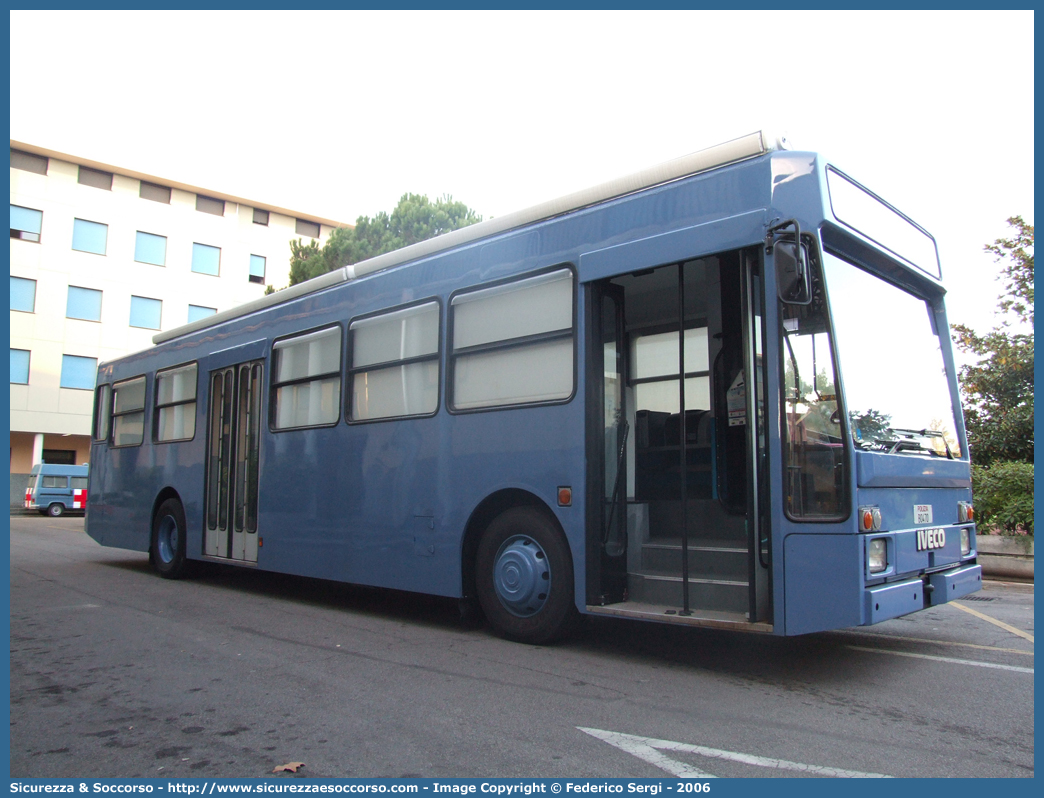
558 487 572 507
958 501 975 523
859 506 883 532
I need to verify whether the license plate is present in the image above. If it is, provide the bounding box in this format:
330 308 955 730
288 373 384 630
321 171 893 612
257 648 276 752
914 504 933 524
917 528 946 551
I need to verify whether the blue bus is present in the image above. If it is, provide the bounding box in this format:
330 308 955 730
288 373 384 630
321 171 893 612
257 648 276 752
86 132 981 643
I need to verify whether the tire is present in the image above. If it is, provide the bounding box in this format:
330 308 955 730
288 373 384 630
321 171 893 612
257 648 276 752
475 506 579 645
47 503 65 518
150 498 189 579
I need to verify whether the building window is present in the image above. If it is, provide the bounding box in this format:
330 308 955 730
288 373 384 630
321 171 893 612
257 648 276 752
191 243 221 276
450 268 575 411
349 301 440 422
253 208 269 226
130 296 162 330
10 276 36 312
188 304 217 323
112 376 146 446
296 219 320 238
11 204 42 242
249 254 266 284
78 166 113 190
196 195 224 216
134 231 167 266
10 149 48 175
154 362 198 442
60 355 98 391
271 326 342 429
72 219 108 255
10 349 30 384
93 384 111 442
45 452 78 467
140 181 171 204
66 286 103 322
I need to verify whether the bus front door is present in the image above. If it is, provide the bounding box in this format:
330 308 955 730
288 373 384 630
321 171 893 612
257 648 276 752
204 361 263 562
588 250 770 624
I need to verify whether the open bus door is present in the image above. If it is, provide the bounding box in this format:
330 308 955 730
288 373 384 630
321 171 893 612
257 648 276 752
587 249 770 627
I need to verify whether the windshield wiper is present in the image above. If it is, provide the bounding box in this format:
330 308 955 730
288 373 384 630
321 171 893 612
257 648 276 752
875 427 954 459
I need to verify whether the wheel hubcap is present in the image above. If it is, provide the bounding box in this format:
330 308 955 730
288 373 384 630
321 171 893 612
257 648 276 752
492 535 550 617
157 515 179 564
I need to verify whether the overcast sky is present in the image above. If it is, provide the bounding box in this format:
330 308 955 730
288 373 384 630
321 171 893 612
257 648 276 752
10 10 1034 336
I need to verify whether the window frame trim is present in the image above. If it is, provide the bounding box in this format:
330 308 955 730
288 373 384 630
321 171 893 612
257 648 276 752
152 361 199 444
346 297 443 426
778 240 851 524
268 322 345 432
446 263 578 415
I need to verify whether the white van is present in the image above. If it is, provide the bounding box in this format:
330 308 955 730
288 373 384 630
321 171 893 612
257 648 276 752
24 464 89 516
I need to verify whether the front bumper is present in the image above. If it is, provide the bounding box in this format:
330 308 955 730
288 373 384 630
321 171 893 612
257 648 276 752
864 563 982 625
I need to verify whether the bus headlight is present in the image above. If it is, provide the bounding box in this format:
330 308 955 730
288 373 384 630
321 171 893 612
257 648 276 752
868 538 888 573
961 527 971 556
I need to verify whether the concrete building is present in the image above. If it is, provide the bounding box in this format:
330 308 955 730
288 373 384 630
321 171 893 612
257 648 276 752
10 142 347 504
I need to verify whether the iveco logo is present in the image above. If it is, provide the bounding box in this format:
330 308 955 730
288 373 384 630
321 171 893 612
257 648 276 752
917 528 946 551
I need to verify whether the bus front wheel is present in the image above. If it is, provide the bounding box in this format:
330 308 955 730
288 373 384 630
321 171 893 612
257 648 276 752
151 498 188 579
476 506 578 645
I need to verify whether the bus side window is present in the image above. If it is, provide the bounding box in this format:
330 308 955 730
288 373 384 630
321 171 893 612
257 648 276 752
93 384 111 442
155 362 198 442
450 268 574 411
112 376 147 447
349 301 440 422
271 326 342 430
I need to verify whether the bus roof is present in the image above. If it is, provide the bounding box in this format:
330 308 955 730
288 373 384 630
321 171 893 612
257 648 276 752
153 130 784 345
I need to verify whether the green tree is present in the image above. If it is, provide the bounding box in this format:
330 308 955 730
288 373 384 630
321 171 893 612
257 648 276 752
288 193 482 286
951 216 1034 465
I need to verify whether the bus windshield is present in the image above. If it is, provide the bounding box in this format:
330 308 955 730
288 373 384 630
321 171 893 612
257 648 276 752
823 252 962 458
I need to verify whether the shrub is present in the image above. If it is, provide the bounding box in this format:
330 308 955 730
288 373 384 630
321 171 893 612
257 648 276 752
971 460 1034 535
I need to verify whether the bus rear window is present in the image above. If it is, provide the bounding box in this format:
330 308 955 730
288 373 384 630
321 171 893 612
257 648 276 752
112 376 147 447
450 268 574 411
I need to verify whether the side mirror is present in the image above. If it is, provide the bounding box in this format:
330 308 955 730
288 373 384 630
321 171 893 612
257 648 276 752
775 240 811 305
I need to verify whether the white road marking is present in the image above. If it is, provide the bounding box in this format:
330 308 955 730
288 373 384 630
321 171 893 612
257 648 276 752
846 645 1034 673
577 727 891 778
830 628 1033 656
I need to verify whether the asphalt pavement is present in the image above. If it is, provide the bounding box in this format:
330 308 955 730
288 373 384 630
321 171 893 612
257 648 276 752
9 515 1034 779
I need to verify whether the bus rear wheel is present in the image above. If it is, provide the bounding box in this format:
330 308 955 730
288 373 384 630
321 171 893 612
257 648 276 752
47 503 65 517
151 498 188 579
475 506 578 645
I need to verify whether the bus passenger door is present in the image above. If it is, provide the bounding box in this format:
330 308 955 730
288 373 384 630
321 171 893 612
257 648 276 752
204 361 263 562
587 251 770 625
